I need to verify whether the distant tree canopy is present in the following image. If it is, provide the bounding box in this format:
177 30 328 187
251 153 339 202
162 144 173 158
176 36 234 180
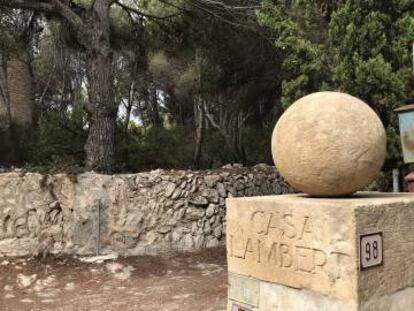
0 0 412 175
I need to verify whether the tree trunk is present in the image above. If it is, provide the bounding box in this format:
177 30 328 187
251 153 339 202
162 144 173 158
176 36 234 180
0 53 11 129
84 3 116 173
123 81 134 136
149 86 163 127
0 51 34 165
193 98 204 167
8 57 34 127
0 53 33 129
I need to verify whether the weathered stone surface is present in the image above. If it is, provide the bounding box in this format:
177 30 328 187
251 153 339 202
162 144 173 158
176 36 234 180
171 188 182 200
228 273 260 307
213 226 222 238
186 207 205 220
228 275 357 311
157 226 172 234
217 182 227 197
189 196 209 206
272 92 386 197
227 193 414 308
204 174 221 188
205 204 216 218
0 165 293 257
164 182 176 197
201 188 219 204
228 276 414 311
206 237 220 248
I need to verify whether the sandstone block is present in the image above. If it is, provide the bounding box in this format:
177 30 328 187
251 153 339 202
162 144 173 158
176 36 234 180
227 193 414 310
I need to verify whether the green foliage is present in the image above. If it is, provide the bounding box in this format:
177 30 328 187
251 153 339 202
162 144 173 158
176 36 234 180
257 0 331 108
241 127 274 166
329 1 414 108
329 0 414 161
114 125 274 171
175 63 200 100
72 0 92 8
148 50 178 89
115 126 194 170
0 108 87 169
1 0 413 175
0 124 34 165
23 106 87 168
258 0 414 165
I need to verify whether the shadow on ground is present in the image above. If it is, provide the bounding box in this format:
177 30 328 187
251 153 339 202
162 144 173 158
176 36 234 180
0 247 227 311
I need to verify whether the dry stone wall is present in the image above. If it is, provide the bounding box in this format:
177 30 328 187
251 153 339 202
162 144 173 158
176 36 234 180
0 164 293 257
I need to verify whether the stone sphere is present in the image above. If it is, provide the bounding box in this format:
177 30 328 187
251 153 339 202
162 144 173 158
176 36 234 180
272 92 386 197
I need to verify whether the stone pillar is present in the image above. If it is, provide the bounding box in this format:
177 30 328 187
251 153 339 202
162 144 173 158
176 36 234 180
226 193 414 311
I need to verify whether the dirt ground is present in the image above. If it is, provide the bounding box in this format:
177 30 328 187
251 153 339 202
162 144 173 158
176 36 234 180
0 248 228 311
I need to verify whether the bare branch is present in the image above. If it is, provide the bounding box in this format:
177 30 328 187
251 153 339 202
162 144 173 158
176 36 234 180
184 0 259 30
0 0 85 35
0 0 55 12
197 0 260 10
157 0 191 13
37 57 56 108
115 0 182 20
48 0 84 32
203 103 223 133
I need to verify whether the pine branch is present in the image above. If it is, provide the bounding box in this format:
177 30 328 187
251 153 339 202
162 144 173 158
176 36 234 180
0 0 55 12
48 0 84 32
115 0 182 20
0 0 85 35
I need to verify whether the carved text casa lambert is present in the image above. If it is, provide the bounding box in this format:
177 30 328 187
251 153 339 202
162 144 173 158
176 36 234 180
229 210 350 278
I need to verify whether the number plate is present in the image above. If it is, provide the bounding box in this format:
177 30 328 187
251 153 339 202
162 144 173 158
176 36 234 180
232 305 252 311
360 232 383 269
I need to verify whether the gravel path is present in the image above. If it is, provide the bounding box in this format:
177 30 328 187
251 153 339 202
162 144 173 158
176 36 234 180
0 248 227 311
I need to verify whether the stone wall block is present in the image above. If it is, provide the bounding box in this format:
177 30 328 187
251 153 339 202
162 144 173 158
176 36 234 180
186 207 205 221
217 182 226 197
165 182 177 198
173 200 185 210
189 196 209 206
201 189 219 204
213 226 222 238
204 174 222 188
0 165 293 256
206 204 216 218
